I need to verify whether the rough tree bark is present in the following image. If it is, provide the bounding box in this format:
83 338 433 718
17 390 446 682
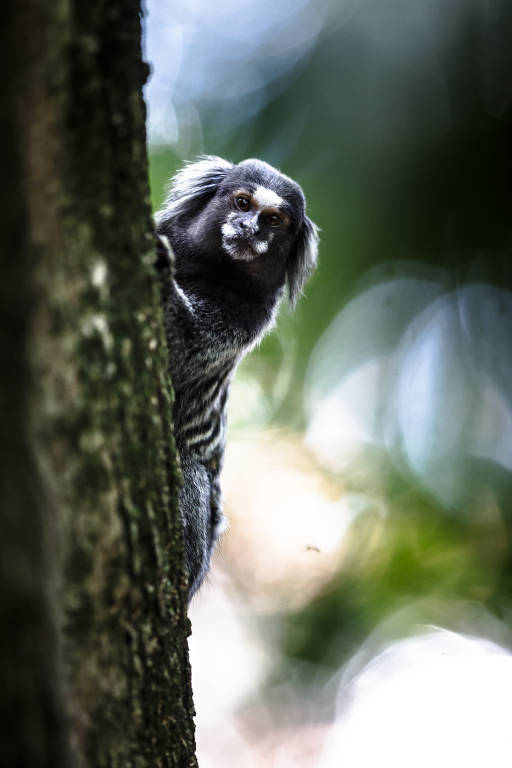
1 0 197 765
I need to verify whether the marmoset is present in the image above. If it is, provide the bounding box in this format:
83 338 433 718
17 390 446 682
155 156 318 599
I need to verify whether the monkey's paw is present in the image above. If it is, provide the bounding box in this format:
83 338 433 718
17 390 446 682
155 233 176 275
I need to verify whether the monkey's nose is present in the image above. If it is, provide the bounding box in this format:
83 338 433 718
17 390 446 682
239 216 259 234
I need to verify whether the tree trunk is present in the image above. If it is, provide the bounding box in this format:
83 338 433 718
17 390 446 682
1 1 197 765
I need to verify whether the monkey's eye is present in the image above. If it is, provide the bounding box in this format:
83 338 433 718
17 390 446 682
235 195 251 212
266 213 282 227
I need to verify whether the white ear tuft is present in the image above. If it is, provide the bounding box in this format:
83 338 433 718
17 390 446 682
156 156 233 225
286 216 319 307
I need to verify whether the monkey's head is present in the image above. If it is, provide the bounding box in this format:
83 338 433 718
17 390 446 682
156 156 318 305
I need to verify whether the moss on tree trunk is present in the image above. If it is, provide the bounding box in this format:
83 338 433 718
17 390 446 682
1 0 197 765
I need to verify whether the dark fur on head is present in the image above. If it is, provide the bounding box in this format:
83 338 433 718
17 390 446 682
155 156 318 600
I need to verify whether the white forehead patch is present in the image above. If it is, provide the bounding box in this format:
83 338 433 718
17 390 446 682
253 186 283 210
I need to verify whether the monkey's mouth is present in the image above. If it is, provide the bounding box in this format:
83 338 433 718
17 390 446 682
222 234 268 262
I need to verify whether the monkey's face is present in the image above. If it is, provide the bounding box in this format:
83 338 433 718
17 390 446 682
188 160 305 268
219 163 306 267
219 182 296 263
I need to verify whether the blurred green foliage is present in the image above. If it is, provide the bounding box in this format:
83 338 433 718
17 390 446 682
281 466 511 677
149 0 511 418
148 0 512 698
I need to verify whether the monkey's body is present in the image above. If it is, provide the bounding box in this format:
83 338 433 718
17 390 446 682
155 157 317 598
157 250 280 596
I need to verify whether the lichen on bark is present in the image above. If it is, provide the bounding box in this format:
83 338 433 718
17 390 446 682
3 0 198 765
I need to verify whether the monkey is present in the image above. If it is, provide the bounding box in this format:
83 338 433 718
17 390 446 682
154 156 318 599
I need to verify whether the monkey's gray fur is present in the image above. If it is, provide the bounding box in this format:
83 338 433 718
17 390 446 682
155 156 318 599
